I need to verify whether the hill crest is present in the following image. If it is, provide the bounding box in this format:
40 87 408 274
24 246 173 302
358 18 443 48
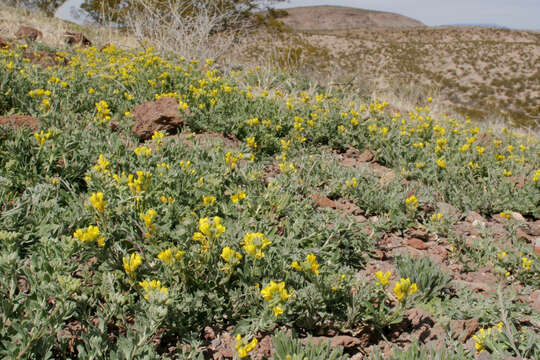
278 5 425 31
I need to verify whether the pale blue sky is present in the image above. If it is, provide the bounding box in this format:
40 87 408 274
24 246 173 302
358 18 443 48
272 0 540 29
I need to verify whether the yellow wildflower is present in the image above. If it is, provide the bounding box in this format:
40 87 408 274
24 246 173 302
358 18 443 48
73 225 105 247
139 279 168 300
123 253 142 278
242 232 271 259
235 334 257 358
375 270 391 287
393 278 418 302
89 192 107 213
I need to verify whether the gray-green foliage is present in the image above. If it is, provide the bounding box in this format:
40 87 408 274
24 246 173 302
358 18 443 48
272 330 348 360
396 254 452 302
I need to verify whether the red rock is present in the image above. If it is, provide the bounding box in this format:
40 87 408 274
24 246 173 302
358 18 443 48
529 290 540 312
407 238 429 250
436 202 459 217
525 221 540 236
516 229 533 242
535 238 540 255
64 32 92 46
15 26 42 42
131 97 186 140
0 114 39 131
449 319 479 342
465 211 486 225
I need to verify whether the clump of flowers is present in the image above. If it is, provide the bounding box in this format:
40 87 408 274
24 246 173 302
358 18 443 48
94 100 111 124
88 192 107 213
225 151 245 170
140 209 157 237
393 278 418 303
231 191 246 203
93 154 110 173
405 195 418 210
73 225 105 247
522 257 532 271
375 270 392 287
123 253 142 279
235 334 257 358
128 171 152 195
139 280 168 301
346 177 358 188
193 216 226 252
291 253 320 275
473 322 504 353
241 232 271 259
157 248 185 266
202 196 216 206
134 146 152 157
220 246 242 273
33 130 52 146
152 131 165 149
260 281 292 318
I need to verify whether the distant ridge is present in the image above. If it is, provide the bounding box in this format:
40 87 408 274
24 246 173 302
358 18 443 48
278 5 425 31
439 23 510 29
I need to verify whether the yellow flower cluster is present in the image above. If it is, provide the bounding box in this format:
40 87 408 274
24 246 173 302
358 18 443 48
473 322 504 353
127 171 152 195
231 191 246 203
89 192 107 213
375 270 392 287
202 196 215 206
522 257 532 271
123 253 142 278
33 130 53 146
93 154 110 173
134 146 152 157
235 334 257 358
345 177 358 188
193 216 226 252
405 195 418 209
241 232 271 259
220 246 242 273
73 225 105 247
291 253 320 275
393 278 418 302
139 279 168 300
94 100 111 124
157 248 185 266
225 151 245 169
260 280 292 318
140 209 157 236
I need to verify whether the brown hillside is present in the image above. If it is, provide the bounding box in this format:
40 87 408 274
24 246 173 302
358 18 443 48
279 5 425 31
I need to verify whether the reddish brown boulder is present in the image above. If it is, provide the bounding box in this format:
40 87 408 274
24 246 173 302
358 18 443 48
24 50 68 68
0 115 39 131
64 32 92 47
449 319 479 342
407 238 429 250
16 26 43 42
131 97 186 141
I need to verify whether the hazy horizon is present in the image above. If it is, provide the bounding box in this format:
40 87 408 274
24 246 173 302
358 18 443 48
273 0 540 30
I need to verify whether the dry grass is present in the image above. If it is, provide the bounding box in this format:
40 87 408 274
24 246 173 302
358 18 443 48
0 4 137 49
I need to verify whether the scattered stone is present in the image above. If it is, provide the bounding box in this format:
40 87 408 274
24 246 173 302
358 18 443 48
204 326 216 340
407 238 429 250
436 202 459 218
0 114 39 131
64 32 92 46
510 212 525 222
465 211 486 226
311 193 363 216
535 238 540 255
516 229 533 242
529 290 540 312
15 25 42 42
449 319 479 342
405 226 430 241
311 335 365 349
131 97 186 141
524 221 540 237
24 50 68 68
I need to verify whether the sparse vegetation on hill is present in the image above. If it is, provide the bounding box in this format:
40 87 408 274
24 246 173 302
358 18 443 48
0 3 539 359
